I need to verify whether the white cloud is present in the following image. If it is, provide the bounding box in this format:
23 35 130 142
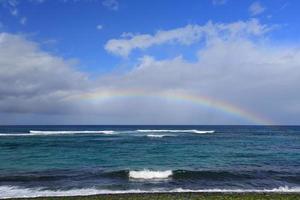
249 1 265 16
102 0 118 11
6 0 18 7
0 0 30 26
10 8 18 16
212 0 227 5
31 0 46 3
2 20 300 125
91 20 300 124
105 19 270 57
96 24 103 30
20 17 27 25
0 0 19 17
0 33 89 114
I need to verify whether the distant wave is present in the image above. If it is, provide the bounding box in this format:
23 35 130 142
129 170 173 179
146 134 169 138
29 130 115 135
0 129 214 136
0 186 299 199
0 133 30 136
137 129 214 134
0 130 115 136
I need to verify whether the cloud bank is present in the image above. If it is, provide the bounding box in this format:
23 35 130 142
1 19 300 124
0 33 89 114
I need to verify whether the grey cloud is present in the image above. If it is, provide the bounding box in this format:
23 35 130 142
0 33 89 114
94 21 300 124
1 19 300 125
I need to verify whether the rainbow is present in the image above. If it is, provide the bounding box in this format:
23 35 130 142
74 88 273 125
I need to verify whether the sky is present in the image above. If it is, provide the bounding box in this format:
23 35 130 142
0 0 300 125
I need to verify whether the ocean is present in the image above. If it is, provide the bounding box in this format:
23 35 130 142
0 125 299 198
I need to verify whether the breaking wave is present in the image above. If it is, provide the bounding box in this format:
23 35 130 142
137 130 214 134
0 185 299 199
3 169 298 183
129 170 173 179
0 131 115 136
104 169 300 183
146 134 169 138
0 133 31 136
29 130 115 135
0 129 214 137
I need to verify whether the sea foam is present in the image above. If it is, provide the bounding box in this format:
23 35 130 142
0 131 115 136
0 185 300 199
137 129 214 134
0 133 30 136
129 170 173 179
171 186 300 193
146 134 168 138
0 186 146 199
29 130 115 135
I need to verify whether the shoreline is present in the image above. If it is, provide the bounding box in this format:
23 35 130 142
5 192 300 200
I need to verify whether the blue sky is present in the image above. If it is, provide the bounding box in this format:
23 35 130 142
0 0 300 125
1 0 297 73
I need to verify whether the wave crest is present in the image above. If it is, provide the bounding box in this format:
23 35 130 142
146 134 168 138
26 130 116 136
29 130 115 135
129 170 173 179
0 131 116 136
0 133 29 136
137 129 214 134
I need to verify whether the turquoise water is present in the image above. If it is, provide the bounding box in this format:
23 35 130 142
0 126 299 198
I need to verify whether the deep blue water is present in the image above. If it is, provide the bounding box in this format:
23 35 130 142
0 125 299 198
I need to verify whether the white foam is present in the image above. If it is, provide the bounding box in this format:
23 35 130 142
192 130 215 134
33 130 116 135
0 131 116 136
137 129 214 134
29 130 115 135
129 170 173 179
146 134 168 138
0 186 147 199
0 133 30 136
0 130 214 137
0 185 299 199
171 186 300 193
